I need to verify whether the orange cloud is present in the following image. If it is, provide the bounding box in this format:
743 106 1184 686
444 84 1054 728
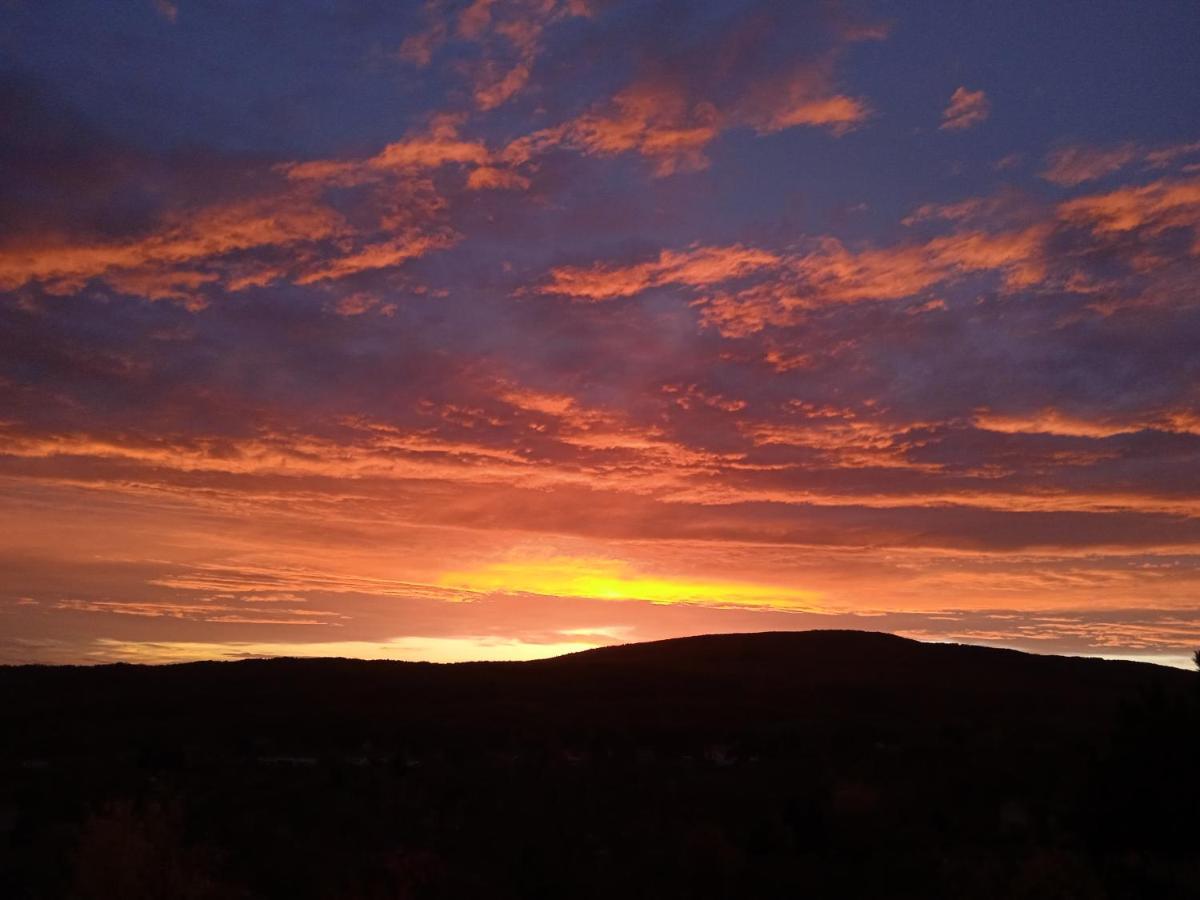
555 82 722 175
786 227 1048 302
280 117 491 187
470 1 595 109
1041 143 1141 186
103 268 219 309
397 21 446 67
55 598 343 625
531 168 1200 340
902 194 1029 226
741 407 942 471
0 115 522 303
499 34 873 177
733 59 871 136
296 230 458 284
498 385 580 417
690 225 1049 334
940 86 990 131
458 0 496 39
396 0 589 110
535 217 1062 335
545 74 867 175
753 93 869 134
541 244 780 300
1041 139 1200 186
974 408 1200 438
662 383 747 413
0 190 346 298
0 180 461 301
1143 139 1200 169
1057 176 1200 241
331 292 397 317
465 165 531 190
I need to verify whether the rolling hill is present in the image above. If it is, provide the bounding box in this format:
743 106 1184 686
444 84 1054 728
2 631 1197 899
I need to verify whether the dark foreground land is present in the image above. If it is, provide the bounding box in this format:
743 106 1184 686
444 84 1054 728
2 630 1198 899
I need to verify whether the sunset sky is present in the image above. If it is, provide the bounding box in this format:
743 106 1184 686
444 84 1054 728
2 0 1199 667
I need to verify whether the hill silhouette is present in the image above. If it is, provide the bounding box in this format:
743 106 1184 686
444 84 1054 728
2 631 1197 899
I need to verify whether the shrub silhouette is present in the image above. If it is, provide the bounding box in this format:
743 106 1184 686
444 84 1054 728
71 799 233 900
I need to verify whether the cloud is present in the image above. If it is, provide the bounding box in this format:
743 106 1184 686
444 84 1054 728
544 169 1200 338
395 0 590 109
541 223 1050 332
1041 143 1141 186
1041 139 1200 186
0 116 526 304
495 6 880 176
397 20 447 67
5 1 1200 668
974 407 1200 438
1057 176 1200 245
331 293 396 317
541 244 780 299
295 231 458 285
536 68 870 176
0 181 460 303
940 87 990 131
0 189 346 302
731 58 871 136
151 0 178 23
465 165 531 190
279 116 492 186
54 597 344 625
557 82 724 175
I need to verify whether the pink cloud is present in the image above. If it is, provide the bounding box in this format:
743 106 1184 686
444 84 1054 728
940 87 990 131
1041 139 1200 186
1041 143 1141 186
151 0 178 23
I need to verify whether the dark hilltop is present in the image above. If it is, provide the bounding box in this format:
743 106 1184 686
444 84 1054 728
2 631 1198 899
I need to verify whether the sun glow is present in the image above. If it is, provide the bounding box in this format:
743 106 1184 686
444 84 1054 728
81 636 603 665
437 557 822 609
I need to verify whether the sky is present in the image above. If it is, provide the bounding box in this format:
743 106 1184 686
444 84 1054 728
2 0 1199 668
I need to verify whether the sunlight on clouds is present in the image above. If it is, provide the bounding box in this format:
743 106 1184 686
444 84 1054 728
437 557 823 610
4 1 1200 669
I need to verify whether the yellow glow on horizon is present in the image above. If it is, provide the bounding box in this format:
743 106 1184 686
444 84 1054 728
437 556 822 610
85 636 604 665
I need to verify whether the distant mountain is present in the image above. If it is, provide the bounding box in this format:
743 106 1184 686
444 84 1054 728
3 632 1196 900
0 628 1185 744
2 630 1188 760
543 628 1182 685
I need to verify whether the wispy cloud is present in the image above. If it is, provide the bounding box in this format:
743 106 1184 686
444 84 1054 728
940 86 990 131
1041 139 1200 185
151 0 178 23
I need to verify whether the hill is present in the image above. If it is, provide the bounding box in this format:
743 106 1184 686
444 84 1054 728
1 631 1197 899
